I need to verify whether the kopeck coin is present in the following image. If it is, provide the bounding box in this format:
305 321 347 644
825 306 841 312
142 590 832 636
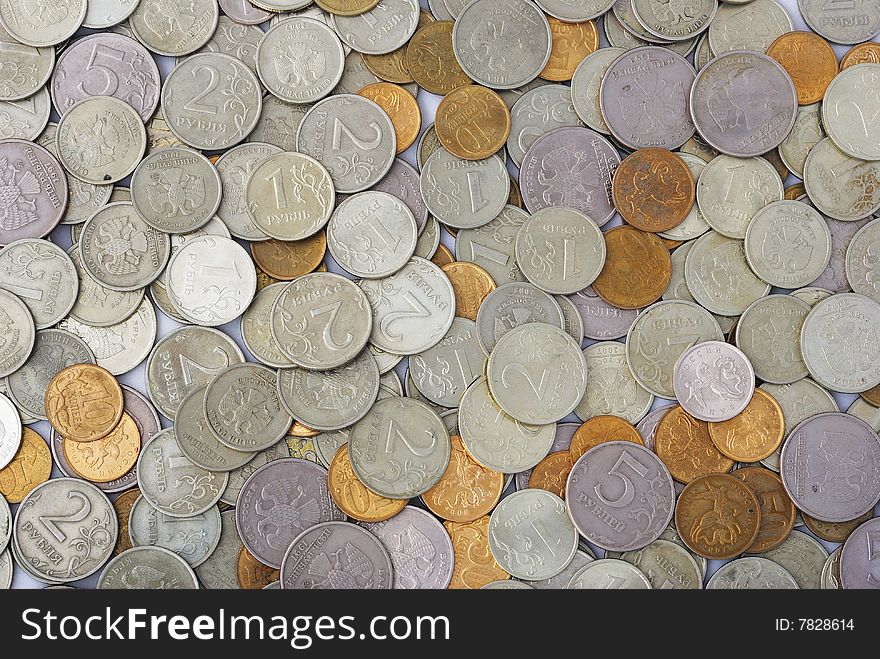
444 515 510 589
405 21 472 95
0 428 50 503
327 443 406 523
803 510 874 544
112 488 140 556
707 389 785 462
569 414 642 461
45 364 123 443
766 31 837 106
435 85 510 160
592 226 671 310
654 405 735 482
730 466 796 553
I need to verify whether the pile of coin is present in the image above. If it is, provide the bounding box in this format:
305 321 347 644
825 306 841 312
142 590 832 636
0 0 879 591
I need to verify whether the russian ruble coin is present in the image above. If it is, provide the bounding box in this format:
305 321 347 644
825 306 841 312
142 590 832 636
744 200 832 289
600 46 696 151
507 84 583 168
801 292 880 392
129 0 218 56
0 490 10 554
248 104 311 161
83 0 145 28
554 294 584 345
684 231 770 316
14 478 117 583
5 328 94 420
0 288 33 378
454 205 527 285
405 369 451 417
369 343 404 375
130 148 221 234
824 65 880 162
331 0 419 55
240 283 293 369
56 96 146 185
673 340 755 422
0 139 67 243
845 218 880 303
0 25 53 101
633 405 673 452
693 33 713 72
214 142 281 241
144 105 186 154
790 286 834 306
420 149 508 229
759 529 828 590
538 0 612 20
568 286 639 341
734 295 810 385
849 397 880 432
611 0 669 42
632 0 717 42
0 0 85 47
488 489 577 581
333 51 381 95
0 87 51 140
803 137 880 221
137 428 228 518
821 546 842 590
840 517 880 589
0 394 20 471
522 548 593 589
690 51 797 158
706 557 798 589
408 317 485 408
426 0 470 20
51 33 160 121
778 104 824 180
475 282 563 355
175 385 254 472
195 509 242 589
459 376 555 473
567 558 652 589
696 155 783 240
620 539 702 589
372 158 429 233
129 496 222 569
414 216 441 259
162 53 261 151
574 341 650 423
219 439 289 506
799 0 880 45
708 0 792 53
811 217 867 293
570 47 627 135
313 429 349 469
98 546 198 589
603 9 653 51
186 16 262 76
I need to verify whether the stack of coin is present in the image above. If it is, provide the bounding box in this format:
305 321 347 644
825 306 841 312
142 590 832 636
0 0 878 592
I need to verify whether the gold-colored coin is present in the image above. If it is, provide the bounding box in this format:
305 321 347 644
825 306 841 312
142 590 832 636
423 436 504 522
435 85 511 160
314 0 380 17
328 444 408 522
569 415 642 462
730 466 795 554
784 182 807 200
406 21 472 96
660 237 684 251
363 47 414 85
444 515 510 589
250 233 326 280
675 473 761 560
288 420 320 438
767 31 838 105
654 405 735 483
612 148 694 233
0 428 52 503
358 82 421 154
592 225 671 310
62 412 141 483
237 547 280 589
527 451 573 499
861 383 880 407
802 510 874 544
841 42 880 69
45 364 124 443
708 389 785 462
112 488 140 555
441 261 496 321
431 243 455 267
508 176 523 208
255 263 281 291
539 18 599 82
285 435 320 463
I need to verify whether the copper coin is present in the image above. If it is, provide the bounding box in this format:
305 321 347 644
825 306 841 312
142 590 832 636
363 47 414 84
250 233 326 281
328 444 407 522
288 421 321 438
508 176 523 208
358 82 421 154
314 0 381 16
784 183 807 200
236 546 280 589
612 148 694 233
592 226 671 309
527 451 573 499
423 435 504 523
802 510 874 544
655 405 735 483
539 18 599 82
435 85 510 160
441 261 496 321
112 487 140 555
62 412 140 483
840 42 880 70
861 383 880 407
767 31 838 105
444 515 509 589
675 473 761 560
708 389 785 462
730 466 795 554
431 243 455 267
0 427 51 503
45 364 124 443
405 21 472 96
569 415 642 462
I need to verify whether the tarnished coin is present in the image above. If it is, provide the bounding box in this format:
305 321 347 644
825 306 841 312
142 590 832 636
435 85 509 160
706 557 798 589
592 226 671 310
129 497 221 568
195 509 242 589
0 87 51 140
251 234 327 281
821 546 842 590
0 427 51 503
409 317 485 408
673 340 755 422
760 529 828 590
620 539 702 589
112 488 139 556
219 439 289 506
690 50 797 157
98 546 198 589
421 149 509 229
730 466 796 554
236 546 279 590
803 510 874 544
735 295 810 385
708 0 792 53
569 414 643 461
767 31 837 106
600 47 696 151
840 517 880 589
0 0 85 47
441 261 496 321
0 139 67 243
15 478 117 583
804 137 880 221
575 341 652 423
846 218 880 303
707 389 784 462
567 441 675 552
613 148 694 233
799 0 880 46
0 25 53 101
129 0 218 56
567 558 651 589
406 21 471 95
246 99 308 154
568 286 639 341
778 104 825 180
452 0 551 90
328 443 406 522
0 393 19 471
45 364 123 443
654 404 735 482
175 385 253 472
507 84 582 169
780 412 880 523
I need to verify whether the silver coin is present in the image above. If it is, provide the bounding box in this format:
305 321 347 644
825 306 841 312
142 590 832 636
219 438 290 506
672 340 755 422
129 496 222 569
600 46 696 151
578 339 654 423
51 33 160 121
790 286 834 307
481 579 533 589
488 489 577 580
331 0 419 55
452 0 551 90
454 205 527 285
804 137 880 222
5 328 94 420
247 97 309 154
359 258 456 355
97 546 198 589
522 548 594 588
690 50 797 158
813 216 869 293
658 153 711 241
693 33 713 73
162 53 261 151
414 215 441 259
778 103 824 180
56 96 146 185
185 15 263 76
278 350 380 431
634 405 674 452
840 517 880 589
0 0 85 47
458 375 555 473
801 292 880 393
408 317 485 408
175 384 254 472
661 224 698 304
735 295 810 385
297 94 396 194
240 284 293 369
507 84 583 168
14 478 117 583
349 397 450 498
706 556 798 589
373 157 428 234
82 0 145 28
846 218 880 304
759 529 828 590
0 492 9 554
603 9 655 51
404 368 451 418
514 421 578 490
65 244 142 328
684 231 770 316
612 0 671 42
696 154 784 239
416 123 441 171
236 458 344 569
420 149 509 229
0 138 67 243
632 0 717 42
150 276 188 323
0 87 51 140
568 285 639 341
194 509 242 589
332 50 380 95
313 428 349 469
620 539 703 589
567 558 652 589
626 300 723 400
129 0 218 56
272 271 372 370
0 25 53 101
369 343 404 375
0 546 10 589
137 428 228 518
131 148 221 234
0 393 19 471
555 294 584 346
570 47 627 136
708 0 792 53
219 0 272 25
144 105 186 154
849 398 880 432
0 288 33 378
821 546 842 590
476 282 563 355
799 0 880 45
214 142 281 241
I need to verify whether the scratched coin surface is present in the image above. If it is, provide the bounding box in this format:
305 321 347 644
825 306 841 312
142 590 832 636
706 557 798 589
592 226 671 310
845 218 880 304
612 148 695 233
576 341 653 424
507 84 582 169
803 138 880 222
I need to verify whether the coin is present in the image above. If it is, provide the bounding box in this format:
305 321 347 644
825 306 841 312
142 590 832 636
707 389 785 463
0 0 85 46
251 235 327 281
570 47 626 135
0 427 50 503
840 517 880 589
421 149 509 229
0 493 7 555
804 137 880 221
445 515 510 589
405 20 471 95
673 340 755 423
98 546 198 589
735 295 811 385
569 414 643 461
0 393 19 471
592 226 671 310
62 411 140 483
821 546 842 590
841 41 880 69
247 99 308 155
45 364 123 443
431 243 455 267
236 546 279 590
219 439 289 507
0 87 51 141
128 496 221 569
613 149 695 234
0 25 53 101
327 443 406 523
567 558 651 589
435 85 509 160
575 341 652 423
112 488 139 556
174 385 253 472
0 288 32 378
620 538 703 589
358 82 421 155
760 529 828 590
538 18 599 82
568 286 639 340
730 465 795 554
454 206 527 285
440 262 495 321
803 510 874 544
846 218 880 303
767 32 837 109
778 104 825 180
863 384 880 407
193 508 240 589
635 405 674 452
706 557 798 589
799 0 880 45
654 405 735 482
507 84 582 169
